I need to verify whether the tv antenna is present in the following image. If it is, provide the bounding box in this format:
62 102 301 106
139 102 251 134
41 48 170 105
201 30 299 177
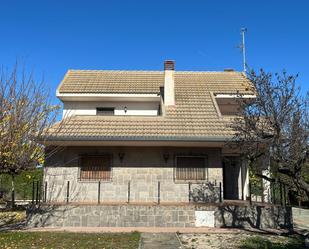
240 28 247 74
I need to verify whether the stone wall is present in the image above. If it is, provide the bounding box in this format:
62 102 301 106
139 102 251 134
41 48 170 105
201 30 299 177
215 205 293 229
44 146 223 203
27 204 293 229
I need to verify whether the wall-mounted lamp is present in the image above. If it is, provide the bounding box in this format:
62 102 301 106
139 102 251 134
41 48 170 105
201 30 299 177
124 106 127 113
118 152 125 162
163 152 169 163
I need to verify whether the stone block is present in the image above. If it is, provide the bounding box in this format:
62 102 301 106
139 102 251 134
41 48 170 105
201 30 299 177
154 215 164 227
178 215 189 222
81 216 87 226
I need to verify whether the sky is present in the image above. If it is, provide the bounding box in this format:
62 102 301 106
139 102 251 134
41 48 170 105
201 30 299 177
0 0 308 106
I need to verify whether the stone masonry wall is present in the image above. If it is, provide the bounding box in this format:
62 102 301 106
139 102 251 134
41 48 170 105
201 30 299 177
27 204 293 229
44 146 223 203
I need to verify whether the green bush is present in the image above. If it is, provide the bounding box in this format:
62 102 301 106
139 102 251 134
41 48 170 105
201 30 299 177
0 168 43 201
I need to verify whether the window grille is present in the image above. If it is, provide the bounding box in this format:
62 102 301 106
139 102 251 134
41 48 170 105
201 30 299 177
79 155 112 181
175 156 207 181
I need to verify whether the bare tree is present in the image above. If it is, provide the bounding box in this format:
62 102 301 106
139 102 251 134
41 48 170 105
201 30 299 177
0 64 60 207
231 69 309 200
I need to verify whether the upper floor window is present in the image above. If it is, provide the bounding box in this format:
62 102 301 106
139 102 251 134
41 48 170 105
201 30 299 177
96 107 115 116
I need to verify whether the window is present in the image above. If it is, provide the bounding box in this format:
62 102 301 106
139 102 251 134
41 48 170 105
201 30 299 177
96 107 115 116
79 155 112 181
175 156 207 181
213 93 255 116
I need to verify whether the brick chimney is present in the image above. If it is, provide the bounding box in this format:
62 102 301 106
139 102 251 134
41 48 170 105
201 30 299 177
164 60 175 106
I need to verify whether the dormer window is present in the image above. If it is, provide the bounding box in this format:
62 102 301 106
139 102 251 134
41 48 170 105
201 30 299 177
96 107 115 116
213 93 256 116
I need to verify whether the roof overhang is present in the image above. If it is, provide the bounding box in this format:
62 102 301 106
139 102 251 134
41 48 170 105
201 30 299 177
43 140 228 147
56 93 161 102
42 136 233 147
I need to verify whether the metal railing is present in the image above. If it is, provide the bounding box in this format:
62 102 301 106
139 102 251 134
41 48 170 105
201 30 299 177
37 179 289 206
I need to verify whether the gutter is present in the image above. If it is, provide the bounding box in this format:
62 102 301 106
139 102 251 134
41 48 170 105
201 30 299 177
43 135 233 142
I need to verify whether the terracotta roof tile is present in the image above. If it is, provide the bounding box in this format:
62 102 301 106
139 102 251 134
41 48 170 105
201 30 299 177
48 70 253 141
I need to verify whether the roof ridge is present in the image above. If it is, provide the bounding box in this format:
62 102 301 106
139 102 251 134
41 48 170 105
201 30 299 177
67 69 243 74
68 69 163 73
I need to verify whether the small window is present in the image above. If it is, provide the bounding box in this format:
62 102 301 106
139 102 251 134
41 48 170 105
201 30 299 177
96 107 115 116
175 156 207 181
79 155 112 181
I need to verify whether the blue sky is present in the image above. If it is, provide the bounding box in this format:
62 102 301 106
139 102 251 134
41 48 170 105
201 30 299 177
1 0 308 105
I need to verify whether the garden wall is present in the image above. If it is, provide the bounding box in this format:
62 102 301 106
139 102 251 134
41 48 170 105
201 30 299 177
27 203 292 229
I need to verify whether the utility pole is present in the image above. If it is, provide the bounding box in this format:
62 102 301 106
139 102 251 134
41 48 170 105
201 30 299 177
240 28 247 74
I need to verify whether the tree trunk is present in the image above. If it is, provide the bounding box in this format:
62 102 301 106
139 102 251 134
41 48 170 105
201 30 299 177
297 178 309 199
11 174 15 209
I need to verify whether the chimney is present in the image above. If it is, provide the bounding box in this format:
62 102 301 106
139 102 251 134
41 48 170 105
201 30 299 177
164 60 175 106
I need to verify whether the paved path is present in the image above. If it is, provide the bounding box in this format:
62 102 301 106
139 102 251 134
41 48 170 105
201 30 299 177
140 233 182 249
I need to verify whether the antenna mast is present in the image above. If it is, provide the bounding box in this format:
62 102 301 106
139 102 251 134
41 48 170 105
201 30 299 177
240 28 247 74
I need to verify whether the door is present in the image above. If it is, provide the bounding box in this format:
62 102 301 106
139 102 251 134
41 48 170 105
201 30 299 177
223 157 240 200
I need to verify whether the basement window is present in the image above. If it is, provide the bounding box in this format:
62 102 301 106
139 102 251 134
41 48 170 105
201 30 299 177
96 107 115 116
175 156 208 181
79 155 112 181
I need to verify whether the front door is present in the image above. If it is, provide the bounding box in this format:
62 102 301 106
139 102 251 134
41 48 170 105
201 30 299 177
223 157 240 200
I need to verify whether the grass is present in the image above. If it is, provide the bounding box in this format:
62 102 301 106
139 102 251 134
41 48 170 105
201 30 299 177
0 231 140 249
240 235 306 249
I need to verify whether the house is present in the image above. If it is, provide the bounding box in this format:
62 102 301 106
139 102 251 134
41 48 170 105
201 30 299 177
43 60 255 204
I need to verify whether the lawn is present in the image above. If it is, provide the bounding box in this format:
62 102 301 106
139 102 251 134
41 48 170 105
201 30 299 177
0 231 140 249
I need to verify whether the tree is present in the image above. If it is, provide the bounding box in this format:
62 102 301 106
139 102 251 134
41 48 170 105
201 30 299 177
231 69 309 201
0 64 60 207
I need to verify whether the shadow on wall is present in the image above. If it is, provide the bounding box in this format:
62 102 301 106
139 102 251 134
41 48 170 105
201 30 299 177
216 205 293 230
27 178 79 228
190 182 220 203
45 171 85 203
26 205 76 228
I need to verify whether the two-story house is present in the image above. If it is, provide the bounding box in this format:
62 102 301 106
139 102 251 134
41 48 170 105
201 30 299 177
43 60 255 204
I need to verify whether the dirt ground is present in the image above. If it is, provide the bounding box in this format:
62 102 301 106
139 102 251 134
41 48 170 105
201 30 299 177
178 232 302 249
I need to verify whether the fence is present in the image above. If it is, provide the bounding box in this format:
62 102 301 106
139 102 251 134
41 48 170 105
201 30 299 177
23 179 290 206
39 180 224 205
0 174 291 207
248 179 289 206
0 169 43 203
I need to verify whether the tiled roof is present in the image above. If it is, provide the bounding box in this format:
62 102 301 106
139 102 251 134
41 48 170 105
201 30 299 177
48 70 253 142
58 70 164 94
